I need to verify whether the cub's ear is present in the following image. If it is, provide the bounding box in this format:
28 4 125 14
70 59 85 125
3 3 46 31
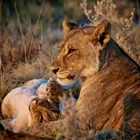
94 20 111 47
62 20 78 35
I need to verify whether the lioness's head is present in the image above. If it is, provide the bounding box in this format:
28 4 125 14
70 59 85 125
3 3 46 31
51 20 111 85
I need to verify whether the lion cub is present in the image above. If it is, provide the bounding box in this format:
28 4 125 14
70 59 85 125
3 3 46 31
29 78 63 124
1 78 63 132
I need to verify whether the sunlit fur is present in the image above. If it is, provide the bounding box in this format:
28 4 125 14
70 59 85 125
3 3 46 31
51 20 140 131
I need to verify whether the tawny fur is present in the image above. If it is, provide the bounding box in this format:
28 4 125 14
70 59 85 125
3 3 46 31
51 20 140 132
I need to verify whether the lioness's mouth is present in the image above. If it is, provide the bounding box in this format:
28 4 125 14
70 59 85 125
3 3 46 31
68 75 75 80
55 71 77 85
56 71 69 79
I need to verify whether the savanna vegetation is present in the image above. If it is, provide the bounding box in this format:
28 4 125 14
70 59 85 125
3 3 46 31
0 0 140 139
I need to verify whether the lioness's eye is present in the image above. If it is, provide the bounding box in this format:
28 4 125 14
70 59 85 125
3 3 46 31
68 49 76 54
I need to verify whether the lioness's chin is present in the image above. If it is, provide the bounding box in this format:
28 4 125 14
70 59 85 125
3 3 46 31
56 78 76 86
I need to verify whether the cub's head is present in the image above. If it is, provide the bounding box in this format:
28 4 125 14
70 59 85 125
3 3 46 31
51 20 111 85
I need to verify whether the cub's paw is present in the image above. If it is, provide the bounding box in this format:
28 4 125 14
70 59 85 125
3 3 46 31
29 98 51 111
29 98 59 123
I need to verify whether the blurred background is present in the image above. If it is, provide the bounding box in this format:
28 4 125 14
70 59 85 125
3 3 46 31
0 0 92 33
0 0 139 32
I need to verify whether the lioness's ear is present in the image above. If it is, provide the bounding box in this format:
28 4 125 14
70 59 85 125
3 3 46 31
62 20 78 35
95 20 111 47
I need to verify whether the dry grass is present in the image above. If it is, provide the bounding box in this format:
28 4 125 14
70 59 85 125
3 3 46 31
0 0 140 139
0 32 41 72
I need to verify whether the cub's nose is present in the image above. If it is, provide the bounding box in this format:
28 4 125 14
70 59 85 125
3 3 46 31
50 67 59 74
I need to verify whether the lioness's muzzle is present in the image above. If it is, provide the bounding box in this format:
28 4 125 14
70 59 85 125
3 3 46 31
50 66 59 75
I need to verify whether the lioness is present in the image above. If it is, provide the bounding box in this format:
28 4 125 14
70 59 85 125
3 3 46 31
50 20 140 132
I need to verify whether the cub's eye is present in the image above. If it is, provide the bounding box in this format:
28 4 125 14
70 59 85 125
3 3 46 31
68 49 76 54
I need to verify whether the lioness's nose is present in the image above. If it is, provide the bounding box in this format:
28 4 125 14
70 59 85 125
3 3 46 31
50 67 59 74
